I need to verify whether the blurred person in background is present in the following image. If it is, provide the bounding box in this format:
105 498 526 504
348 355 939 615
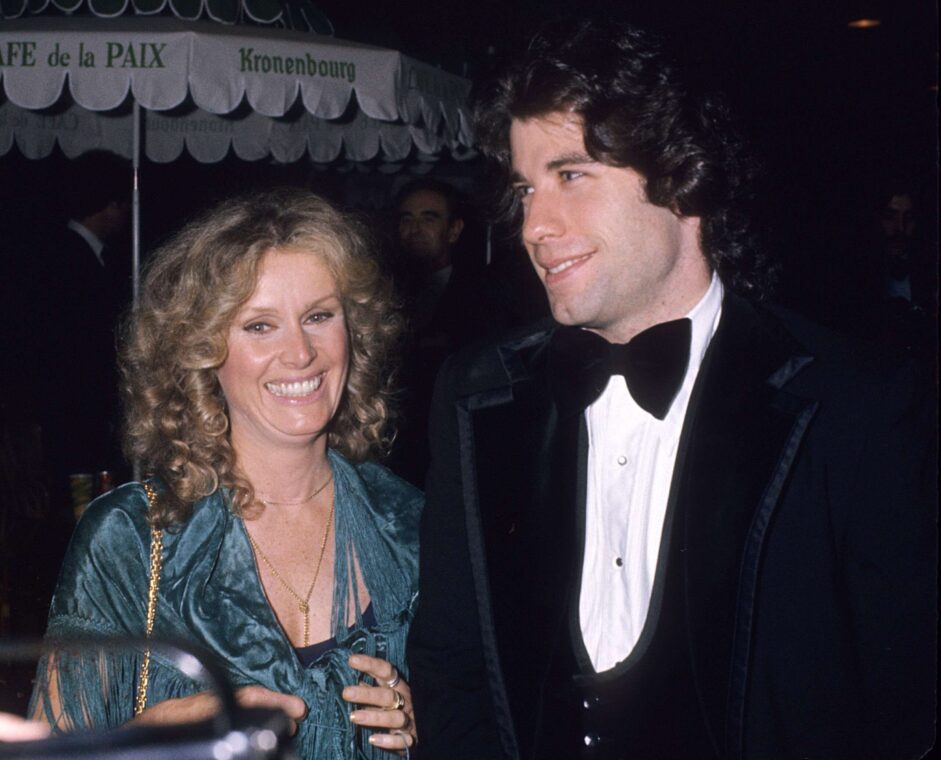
37 150 133 511
388 178 481 486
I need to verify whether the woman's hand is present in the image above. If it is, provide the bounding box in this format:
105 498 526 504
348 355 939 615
131 686 308 736
343 654 416 755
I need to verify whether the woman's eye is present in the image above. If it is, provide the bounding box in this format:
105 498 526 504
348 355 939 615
306 311 332 324
244 322 270 334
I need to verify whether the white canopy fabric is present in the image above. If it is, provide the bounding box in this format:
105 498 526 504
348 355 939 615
0 16 474 163
1 0 336 35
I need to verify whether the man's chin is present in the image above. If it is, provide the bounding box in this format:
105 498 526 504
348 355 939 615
549 301 588 328
404 246 437 260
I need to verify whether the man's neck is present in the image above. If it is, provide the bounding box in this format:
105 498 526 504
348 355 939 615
419 253 452 276
596 263 713 343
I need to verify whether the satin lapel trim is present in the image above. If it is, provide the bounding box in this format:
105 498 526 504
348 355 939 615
676 295 817 758
567 418 595 673
458 400 521 760
457 327 577 760
725 397 816 760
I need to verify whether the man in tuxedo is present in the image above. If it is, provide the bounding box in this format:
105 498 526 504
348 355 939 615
37 151 131 508
407 20 936 759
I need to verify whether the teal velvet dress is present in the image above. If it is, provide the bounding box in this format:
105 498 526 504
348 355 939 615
30 449 423 759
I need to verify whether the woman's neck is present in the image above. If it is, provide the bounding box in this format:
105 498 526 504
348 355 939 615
232 432 332 506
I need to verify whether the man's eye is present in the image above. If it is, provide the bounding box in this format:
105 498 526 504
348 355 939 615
513 185 533 199
559 170 583 181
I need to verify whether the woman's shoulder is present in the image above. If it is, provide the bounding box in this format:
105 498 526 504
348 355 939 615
50 482 229 630
330 450 423 520
356 460 423 515
48 482 154 633
357 460 423 506
75 481 153 546
76 480 226 553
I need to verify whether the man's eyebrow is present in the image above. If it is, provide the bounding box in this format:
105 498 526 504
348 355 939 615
545 152 596 171
399 209 445 217
511 152 598 183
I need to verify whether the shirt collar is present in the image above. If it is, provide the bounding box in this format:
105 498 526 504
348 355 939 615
684 270 724 380
67 219 105 266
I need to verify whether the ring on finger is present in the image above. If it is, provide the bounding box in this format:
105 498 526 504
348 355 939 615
383 668 401 689
384 689 406 711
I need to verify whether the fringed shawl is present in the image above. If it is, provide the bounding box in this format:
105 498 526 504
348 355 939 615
30 450 423 759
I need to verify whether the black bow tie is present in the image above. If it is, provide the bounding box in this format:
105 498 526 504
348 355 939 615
548 318 692 419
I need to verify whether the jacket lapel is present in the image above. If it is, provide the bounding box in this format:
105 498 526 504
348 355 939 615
674 294 817 758
457 326 584 749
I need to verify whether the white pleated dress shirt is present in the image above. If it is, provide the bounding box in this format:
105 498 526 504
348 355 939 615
579 274 723 673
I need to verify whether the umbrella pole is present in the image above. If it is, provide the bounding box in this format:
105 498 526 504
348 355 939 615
132 101 141 309
132 101 142 483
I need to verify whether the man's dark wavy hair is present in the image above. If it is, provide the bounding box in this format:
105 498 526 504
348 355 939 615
475 19 774 299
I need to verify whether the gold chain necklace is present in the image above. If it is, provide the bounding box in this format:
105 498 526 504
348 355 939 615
258 473 333 506
245 492 335 647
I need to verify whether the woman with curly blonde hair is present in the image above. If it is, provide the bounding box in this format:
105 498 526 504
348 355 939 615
32 188 422 758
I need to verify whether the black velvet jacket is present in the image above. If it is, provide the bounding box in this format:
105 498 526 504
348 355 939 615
407 293 936 760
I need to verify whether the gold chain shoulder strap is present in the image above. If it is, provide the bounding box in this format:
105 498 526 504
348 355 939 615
134 482 164 717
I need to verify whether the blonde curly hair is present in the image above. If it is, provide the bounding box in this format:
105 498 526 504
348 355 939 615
120 188 402 527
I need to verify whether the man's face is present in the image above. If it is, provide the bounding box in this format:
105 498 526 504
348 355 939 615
397 189 463 270
509 113 710 343
879 193 915 257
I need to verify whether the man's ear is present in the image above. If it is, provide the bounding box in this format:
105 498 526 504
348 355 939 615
447 218 464 244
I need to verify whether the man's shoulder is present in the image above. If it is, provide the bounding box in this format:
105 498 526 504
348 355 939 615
440 318 556 398
734 296 927 405
765 301 908 370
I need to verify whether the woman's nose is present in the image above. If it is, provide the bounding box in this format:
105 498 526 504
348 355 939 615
280 326 316 366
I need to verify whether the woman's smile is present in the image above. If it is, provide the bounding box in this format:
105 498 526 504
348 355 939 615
265 372 325 400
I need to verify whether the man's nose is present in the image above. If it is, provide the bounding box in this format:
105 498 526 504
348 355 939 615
521 191 564 245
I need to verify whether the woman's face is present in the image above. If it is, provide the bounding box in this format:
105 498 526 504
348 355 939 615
216 247 349 455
